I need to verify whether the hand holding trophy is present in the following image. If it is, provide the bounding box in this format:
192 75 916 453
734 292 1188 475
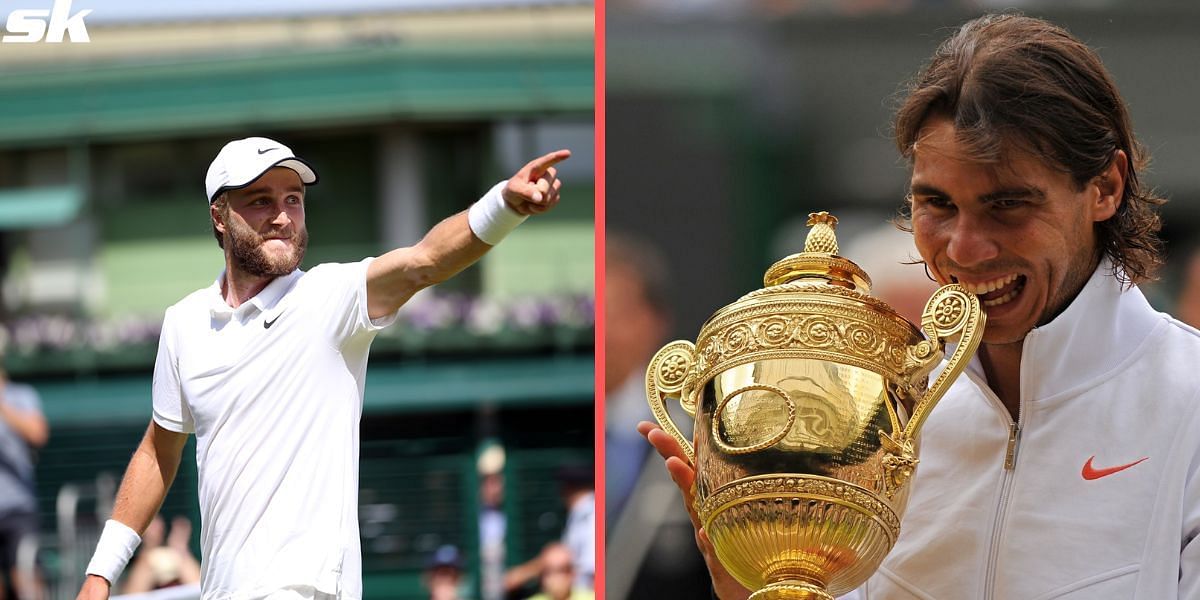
646 212 985 600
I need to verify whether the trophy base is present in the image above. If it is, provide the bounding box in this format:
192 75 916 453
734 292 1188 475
748 581 834 600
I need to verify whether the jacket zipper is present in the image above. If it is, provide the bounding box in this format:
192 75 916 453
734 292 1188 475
972 370 1023 600
1003 422 1021 470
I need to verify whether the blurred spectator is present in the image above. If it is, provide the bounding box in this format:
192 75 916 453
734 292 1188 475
423 545 465 600
525 543 592 600
604 233 671 520
0 367 48 600
1177 248 1200 328
605 235 709 599
477 444 507 600
506 463 595 596
557 465 593 592
121 515 201 593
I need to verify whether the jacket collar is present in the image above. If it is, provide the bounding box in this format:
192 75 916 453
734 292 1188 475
962 259 1162 403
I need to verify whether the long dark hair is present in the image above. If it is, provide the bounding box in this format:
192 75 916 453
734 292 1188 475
894 13 1165 285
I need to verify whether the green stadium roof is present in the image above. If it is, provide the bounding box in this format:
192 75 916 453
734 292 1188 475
0 41 593 147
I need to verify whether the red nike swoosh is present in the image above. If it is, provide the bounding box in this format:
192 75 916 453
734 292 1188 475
1082 455 1148 480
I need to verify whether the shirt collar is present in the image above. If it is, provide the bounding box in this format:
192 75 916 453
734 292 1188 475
207 269 304 321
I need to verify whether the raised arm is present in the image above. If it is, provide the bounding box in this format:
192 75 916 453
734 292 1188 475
365 149 570 319
77 421 189 600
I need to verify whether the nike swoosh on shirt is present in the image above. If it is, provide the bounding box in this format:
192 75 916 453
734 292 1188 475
1081 455 1148 480
264 313 282 329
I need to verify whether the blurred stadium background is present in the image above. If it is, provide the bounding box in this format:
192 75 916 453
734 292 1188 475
0 1 593 599
606 1 1200 598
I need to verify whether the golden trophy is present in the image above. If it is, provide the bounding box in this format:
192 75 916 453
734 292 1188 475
646 212 985 600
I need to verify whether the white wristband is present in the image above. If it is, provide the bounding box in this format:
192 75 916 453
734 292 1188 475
468 181 527 246
85 519 142 584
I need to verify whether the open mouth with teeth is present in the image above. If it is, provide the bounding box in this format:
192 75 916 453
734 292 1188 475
953 273 1027 307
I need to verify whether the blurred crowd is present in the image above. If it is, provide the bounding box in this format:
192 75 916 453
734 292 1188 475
0 367 47 600
0 382 595 600
424 540 591 600
422 451 594 600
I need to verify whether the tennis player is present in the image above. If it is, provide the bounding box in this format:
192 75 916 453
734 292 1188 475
76 137 569 600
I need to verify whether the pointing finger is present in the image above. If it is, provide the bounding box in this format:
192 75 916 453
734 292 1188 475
522 149 571 178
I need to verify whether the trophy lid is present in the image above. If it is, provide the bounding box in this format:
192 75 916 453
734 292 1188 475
691 211 922 390
761 212 872 292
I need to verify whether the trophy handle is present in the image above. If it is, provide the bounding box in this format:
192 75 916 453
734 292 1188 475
903 284 986 438
645 340 699 464
879 284 985 497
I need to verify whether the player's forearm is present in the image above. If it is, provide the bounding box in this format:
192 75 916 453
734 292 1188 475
415 211 493 283
367 211 492 317
110 424 186 534
83 423 186 589
367 168 552 317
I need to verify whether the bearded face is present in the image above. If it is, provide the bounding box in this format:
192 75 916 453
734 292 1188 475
222 208 308 277
212 167 309 279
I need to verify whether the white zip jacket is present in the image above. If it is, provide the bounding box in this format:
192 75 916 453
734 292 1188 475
846 262 1200 599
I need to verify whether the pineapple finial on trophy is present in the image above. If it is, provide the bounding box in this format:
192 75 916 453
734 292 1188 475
762 211 868 290
803 211 839 255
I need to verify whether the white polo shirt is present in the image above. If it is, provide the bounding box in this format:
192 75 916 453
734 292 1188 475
152 258 396 600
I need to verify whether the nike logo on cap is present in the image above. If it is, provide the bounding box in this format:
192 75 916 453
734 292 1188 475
257 147 278 155
1082 455 1148 480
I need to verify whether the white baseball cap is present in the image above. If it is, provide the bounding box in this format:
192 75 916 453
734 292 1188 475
205 137 318 203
